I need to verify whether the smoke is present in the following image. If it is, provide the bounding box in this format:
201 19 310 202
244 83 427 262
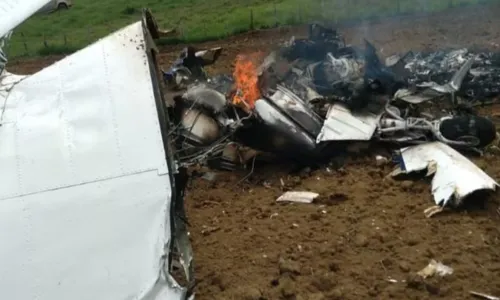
352 19 371 48
418 0 429 12
332 0 436 57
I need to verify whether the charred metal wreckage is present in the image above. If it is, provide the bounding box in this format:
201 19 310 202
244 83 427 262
163 23 499 215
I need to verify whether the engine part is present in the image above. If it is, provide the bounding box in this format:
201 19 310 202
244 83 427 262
252 98 318 156
266 85 324 137
178 107 221 145
182 83 228 114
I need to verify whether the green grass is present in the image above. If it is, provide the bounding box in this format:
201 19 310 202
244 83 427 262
4 0 496 58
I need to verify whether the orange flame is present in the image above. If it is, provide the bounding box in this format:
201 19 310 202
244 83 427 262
232 53 263 110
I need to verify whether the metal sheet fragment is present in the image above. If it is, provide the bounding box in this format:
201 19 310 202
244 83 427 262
316 103 384 142
417 260 453 278
0 10 193 300
395 57 475 103
393 142 498 207
470 291 500 300
277 191 319 203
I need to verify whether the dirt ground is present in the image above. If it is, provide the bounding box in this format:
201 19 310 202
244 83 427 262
9 4 500 300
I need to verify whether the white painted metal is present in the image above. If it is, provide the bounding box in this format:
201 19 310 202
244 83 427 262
0 21 186 299
397 142 498 207
316 103 383 142
0 70 26 100
0 0 52 37
276 191 319 203
269 85 323 136
254 98 317 149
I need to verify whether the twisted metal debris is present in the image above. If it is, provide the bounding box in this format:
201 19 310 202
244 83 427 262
0 31 12 75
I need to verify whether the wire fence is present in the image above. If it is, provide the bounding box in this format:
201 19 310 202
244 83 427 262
4 0 497 59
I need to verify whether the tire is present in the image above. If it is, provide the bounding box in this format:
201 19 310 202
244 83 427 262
57 3 68 10
439 115 497 148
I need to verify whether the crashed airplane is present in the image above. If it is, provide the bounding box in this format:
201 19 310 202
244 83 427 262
165 25 498 163
1 1 499 298
163 24 499 214
0 1 193 299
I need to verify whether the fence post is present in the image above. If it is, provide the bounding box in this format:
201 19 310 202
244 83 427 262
249 9 254 30
274 3 278 27
43 35 48 48
87 27 91 43
297 4 301 23
347 0 351 19
21 32 29 55
225 22 230 37
179 23 185 40
321 0 325 21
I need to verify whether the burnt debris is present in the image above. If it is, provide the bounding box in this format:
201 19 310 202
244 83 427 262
390 48 500 103
162 23 499 169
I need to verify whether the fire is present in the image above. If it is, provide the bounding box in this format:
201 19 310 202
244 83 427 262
232 53 263 110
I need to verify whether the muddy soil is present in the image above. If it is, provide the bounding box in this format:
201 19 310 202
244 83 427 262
9 4 500 300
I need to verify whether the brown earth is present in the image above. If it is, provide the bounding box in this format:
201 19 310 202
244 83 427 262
9 4 500 300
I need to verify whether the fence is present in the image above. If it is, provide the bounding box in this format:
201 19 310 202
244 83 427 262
4 0 498 59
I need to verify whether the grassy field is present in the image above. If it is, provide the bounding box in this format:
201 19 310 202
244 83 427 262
4 0 495 58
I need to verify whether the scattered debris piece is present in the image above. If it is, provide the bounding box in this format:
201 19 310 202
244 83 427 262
470 291 500 300
395 48 500 101
201 226 220 236
417 260 454 279
394 56 475 104
392 142 498 216
276 191 320 203
375 155 389 166
423 205 445 218
399 261 411 272
317 103 383 142
201 172 218 181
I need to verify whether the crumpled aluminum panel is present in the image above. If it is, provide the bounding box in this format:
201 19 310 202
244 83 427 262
316 103 383 142
183 83 227 113
268 85 323 137
394 57 475 104
0 21 189 300
254 98 317 152
396 142 498 207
